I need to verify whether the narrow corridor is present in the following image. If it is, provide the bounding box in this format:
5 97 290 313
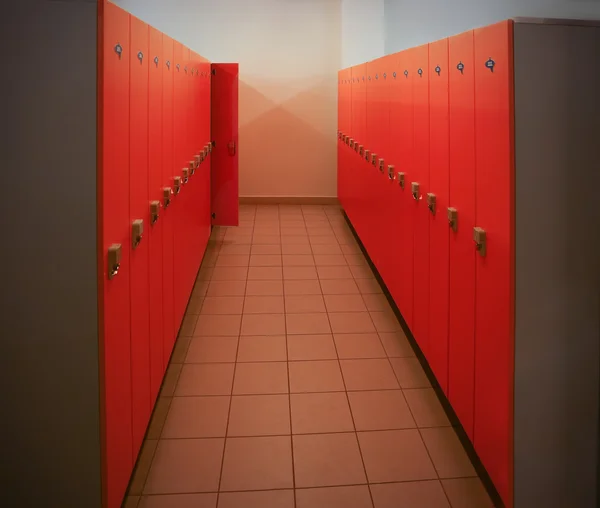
124 204 495 508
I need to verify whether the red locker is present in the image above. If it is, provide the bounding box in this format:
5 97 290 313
100 3 133 507
473 20 515 508
337 72 343 205
211 63 239 227
148 26 164 402
428 38 450 394
161 35 175 362
448 30 476 439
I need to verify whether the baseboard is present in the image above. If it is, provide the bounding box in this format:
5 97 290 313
239 196 339 206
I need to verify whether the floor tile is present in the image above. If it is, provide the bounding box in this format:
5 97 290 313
243 295 284 314
233 362 288 395
220 436 294 491
403 388 450 427
284 279 322 295
251 244 282 255
309 235 338 246
285 295 326 313
320 279 360 295
281 235 310 245
344 254 368 266
228 394 291 436
197 267 214 281
350 264 374 279
296 486 373 508
281 226 308 236
129 440 158 495
421 427 476 478
293 433 367 487
361 293 391 312
340 359 400 391
215 254 250 267
334 333 386 359
160 364 182 397
370 481 450 508
312 254 348 267
282 243 312 255
389 357 431 388
252 235 282 245
206 280 246 297
246 280 284 296
179 314 199 337
144 438 224 494
282 254 315 266
175 363 235 396
356 278 383 294
194 314 241 337
358 429 437 483
317 265 354 280
329 312 376 334
171 338 191 363
220 244 252 255
307 226 334 236
185 337 238 363
283 266 318 280
241 313 286 335
287 334 337 361
217 490 294 508
237 335 287 362
186 296 204 315
139 494 217 508
441 478 495 508
248 266 283 280
253 227 281 236
289 360 345 393
146 397 172 439
192 281 210 298
291 392 354 434
370 311 401 333
311 243 343 255
161 396 230 438
348 390 415 431
324 294 367 312
378 331 414 358
286 312 331 334
250 254 282 267
211 266 248 281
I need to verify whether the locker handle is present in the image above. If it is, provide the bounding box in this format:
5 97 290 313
150 201 160 225
364 150 370 162
387 165 395 181
427 193 436 215
189 160 197 174
411 182 420 200
182 168 189 184
163 187 172 208
371 153 378 167
107 244 121 280
354 143 359 153
447 207 458 232
132 219 144 249
473 227 487 257
173 176 182 194
378 159 385 173
397 172 405 189
228 140 236 156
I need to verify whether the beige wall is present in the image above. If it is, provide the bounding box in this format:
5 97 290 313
114 0 342 198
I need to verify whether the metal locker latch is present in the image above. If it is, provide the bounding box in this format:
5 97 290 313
359 145 364 157
411 182 420 200
387 164 395 181
354 142 359 153
364 149 370 162
349 138 355 148
473 227 487 257
427 193 436 214
194 154 201 167
371 153 378 166
189 160 196 174
107 244 121 280
397 172 405 189
173 176 182 194
132 219 144 249
163 187 172 207
150 201 161 225
378 159 385 173
182 168 189 184
447 207 458 232
208 142 213 153
346 137 350 146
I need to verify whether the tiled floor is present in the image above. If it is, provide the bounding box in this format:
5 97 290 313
124 204 495 508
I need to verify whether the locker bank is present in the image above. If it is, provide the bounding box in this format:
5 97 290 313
3 2 600 508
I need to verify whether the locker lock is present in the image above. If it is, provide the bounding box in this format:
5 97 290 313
371 153 378 166
163 187 172 208
182 168 190 184
194 154 202 167
447 207 458 232
150 200 161 225
189 159 197 174
473 227 487 257
364 149 370 162
354 142 359 153
378 158 385 173
359 145 364 157
132 219 144 249
349 138 355 149
107 244 121 280
426 193 436 214
207 142 213 153
346 137 350 146
173 176 182 194
397 172 405 189
387 164 395 181
411 182 420 200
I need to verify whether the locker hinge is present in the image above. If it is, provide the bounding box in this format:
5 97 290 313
212 68 216 75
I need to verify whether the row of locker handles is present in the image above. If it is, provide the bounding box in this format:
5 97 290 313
338 132 487 257
114 43 211 77
106 142 214 281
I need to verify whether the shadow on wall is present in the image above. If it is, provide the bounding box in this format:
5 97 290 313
238 78 338 198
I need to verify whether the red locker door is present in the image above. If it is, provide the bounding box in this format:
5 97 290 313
473 20 515 508
211 63 239 227
448 30 476 440
129 15 151 458
337 71 343 205
397 50 415 330
202 60 212 247
412 44 430 357
100 3 133 507
161 35 175 363
428 39 450 394
148 26 164 404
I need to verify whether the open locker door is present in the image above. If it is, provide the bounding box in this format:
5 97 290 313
210 63 239 226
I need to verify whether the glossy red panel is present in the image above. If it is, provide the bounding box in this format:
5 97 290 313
148 26 164 404
428 38 450 395
473 20 515 508
211 63 239 227
100 2 133 507
161 35 175 362
448 30 476 440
